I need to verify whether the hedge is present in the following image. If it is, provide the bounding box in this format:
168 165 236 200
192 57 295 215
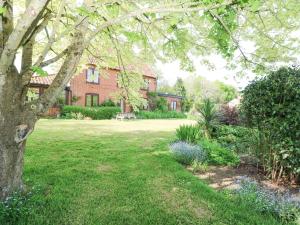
62 106 121 120
136 110 187 119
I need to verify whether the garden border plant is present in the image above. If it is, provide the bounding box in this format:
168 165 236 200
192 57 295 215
241 67 300 183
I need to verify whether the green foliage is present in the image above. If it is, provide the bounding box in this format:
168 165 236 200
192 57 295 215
198 139 240 166
213 125 259 154
31 66 48 77
0 7 6 15
196 98 217 139
236 178 300 224
62 106 121 120
191 160 208 174
147 92 168 112
215 81 238 103
241 67 300 182
100 99 116 107
175 124 202 144
0 187 42 225
136 110 186 119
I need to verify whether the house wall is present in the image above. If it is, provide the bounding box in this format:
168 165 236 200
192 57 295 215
163 96 182 112
69 66 157 112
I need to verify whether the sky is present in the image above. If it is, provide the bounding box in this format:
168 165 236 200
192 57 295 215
156 58 255 90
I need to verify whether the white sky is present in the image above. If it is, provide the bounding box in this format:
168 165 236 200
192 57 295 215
156 56 255 90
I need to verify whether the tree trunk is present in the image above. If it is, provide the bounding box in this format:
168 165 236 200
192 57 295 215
0 67 37 200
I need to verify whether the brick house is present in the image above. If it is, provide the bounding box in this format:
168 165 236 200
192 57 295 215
29 64 183 115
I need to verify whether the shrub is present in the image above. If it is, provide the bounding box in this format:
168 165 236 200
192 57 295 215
100 99 116 107
217 105 240 125
191 161 208 173
213 125 259 154
136 110 186 119
169 141 207 165
147 92 168 112
176 124 202 144
62 106 121 120
236 177 300 224
198 139 240 166
196 98 217 139
241 67 300 182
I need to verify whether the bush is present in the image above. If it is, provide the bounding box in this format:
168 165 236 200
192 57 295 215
62 106 121 120
198 139 240 166
236 177 300 224
241 67 300 182
147 92 168 112
213 125 259 154
169 141 207 165
196 98 217 139
217 105 240 125
176 124 202 144
136 110 186 119
100 99 116 107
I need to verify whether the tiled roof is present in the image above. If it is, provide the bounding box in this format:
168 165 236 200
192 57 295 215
122 64 157 78
30 74 56 86
104 64 156 78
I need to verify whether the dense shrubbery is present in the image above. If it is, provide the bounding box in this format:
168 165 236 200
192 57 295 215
100 99 116 107
217 105 240 125
241 67 300 182
169 142 207 165
198 139 240 166
176 124 202 144
147 92 169 112
62 106 121 120
136 110 186 119
236 177 300 224
213 125 259 154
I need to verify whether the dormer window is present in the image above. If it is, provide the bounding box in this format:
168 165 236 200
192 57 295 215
86 67 99 84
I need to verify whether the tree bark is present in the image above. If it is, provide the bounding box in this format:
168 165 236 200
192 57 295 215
0 66 37 200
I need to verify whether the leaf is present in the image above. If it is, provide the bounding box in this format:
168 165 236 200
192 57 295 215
0 7 6 15
31 66 48 77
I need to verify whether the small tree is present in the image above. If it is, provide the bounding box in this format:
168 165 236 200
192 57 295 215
196 98 217 139
241 67 300 183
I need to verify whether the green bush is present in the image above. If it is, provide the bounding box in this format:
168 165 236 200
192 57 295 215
196 98 217 139
136 110 186 119
198 139 240 166
100 99 116 107
62 106 121 120
176 124 202 144
241 67 300 182
213 125 259 154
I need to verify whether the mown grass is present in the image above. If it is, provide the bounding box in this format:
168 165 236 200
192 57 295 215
2 119 283 225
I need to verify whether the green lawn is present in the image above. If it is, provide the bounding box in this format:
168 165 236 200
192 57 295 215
5 119 282 225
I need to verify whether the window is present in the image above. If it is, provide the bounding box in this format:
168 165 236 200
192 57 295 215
86 68 99 84
85 94 99 107
143 79 150 90
171 101 177 110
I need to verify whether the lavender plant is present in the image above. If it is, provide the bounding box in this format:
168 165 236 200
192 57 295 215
236 177 300 224
169 141 207 165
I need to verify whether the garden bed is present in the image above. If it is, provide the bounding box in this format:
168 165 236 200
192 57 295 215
188 156 300 203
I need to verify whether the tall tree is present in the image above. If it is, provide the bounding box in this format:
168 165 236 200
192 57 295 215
0 0 299 199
